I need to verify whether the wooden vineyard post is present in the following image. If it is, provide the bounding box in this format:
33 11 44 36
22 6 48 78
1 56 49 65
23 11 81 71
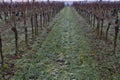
44 12 47 27
0 32 4 66
48 9 51 22
30 1 34 38
50 8 52 22
33 0 38 36
31 15 34 38
36 13 39 35
47 0 50 23
46 11 48 26
93 15 96 28
47 3 50 24
11 3 18 55
114 17 119 53
89 13 91 24
0 32 5 80
45 12 47 27
106 22 111 40
35 13 38 35
39 14 42 30
0 3 4 66
100 18 104 38
42 12 44 30
98 1 101 36
96 16 100 35
24 22 28 47
11 27 18 55
42 12 45 28
96 0 102 36
24 11 28 47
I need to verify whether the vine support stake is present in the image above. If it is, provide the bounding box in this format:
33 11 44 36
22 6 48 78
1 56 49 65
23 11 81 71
0 32 4 66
